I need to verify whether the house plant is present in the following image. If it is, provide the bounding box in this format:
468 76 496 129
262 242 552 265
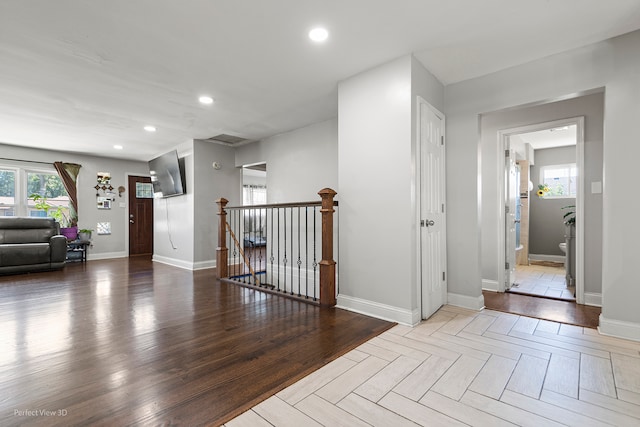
561 205 575 225
30 193 78 240
78 228 93 241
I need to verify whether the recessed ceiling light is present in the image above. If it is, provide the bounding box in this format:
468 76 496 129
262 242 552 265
144 125 156 132
113 145 123 150
309 27 329 42
199 95 214 105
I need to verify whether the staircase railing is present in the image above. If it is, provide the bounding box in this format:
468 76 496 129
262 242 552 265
216 188 337 307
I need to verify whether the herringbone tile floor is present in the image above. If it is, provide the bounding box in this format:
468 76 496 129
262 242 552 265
226 305 640 426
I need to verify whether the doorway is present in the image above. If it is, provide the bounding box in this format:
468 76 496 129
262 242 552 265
128 175 154 256
498 117 584 303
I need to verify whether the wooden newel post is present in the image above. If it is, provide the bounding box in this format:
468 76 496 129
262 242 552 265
318 188 337 307
216 198 228 279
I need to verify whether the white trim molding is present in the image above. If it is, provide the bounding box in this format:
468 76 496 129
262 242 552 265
482 279 499 292
447 292 485 311
583 292 602 307
152 254 197 270
87 251 127 261
337 294 420 326
598 314 640 342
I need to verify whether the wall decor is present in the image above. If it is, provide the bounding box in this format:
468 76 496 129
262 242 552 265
97 197 111 209
96 222 111 235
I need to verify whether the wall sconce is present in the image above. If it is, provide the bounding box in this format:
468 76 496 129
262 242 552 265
118 186 126 197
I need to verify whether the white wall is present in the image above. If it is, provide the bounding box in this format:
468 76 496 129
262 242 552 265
153 140 241 269
153 141 195 268
0 143 149 259
445 30 640 340
193 140 240 266
337 55 444 324
235 119 338 202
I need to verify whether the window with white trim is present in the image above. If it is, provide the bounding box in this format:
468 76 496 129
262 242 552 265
540 163 577 198
0 165 68 217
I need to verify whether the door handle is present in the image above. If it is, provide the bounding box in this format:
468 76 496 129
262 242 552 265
130 219 135 224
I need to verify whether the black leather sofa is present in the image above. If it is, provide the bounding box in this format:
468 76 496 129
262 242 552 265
0 217 67 275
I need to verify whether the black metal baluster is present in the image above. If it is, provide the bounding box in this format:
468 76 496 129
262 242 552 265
270 207 274 288
297 206 301 297
277 207 281 291
313 205 317 301
290 207 294 295
305 207 308 296
283 207 287 293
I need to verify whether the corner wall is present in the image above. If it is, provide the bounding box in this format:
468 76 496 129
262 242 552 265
337 55 444 324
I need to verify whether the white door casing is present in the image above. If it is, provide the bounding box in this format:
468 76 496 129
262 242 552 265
418 97 447 319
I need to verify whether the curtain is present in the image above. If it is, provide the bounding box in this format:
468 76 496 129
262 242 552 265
53 162 81 226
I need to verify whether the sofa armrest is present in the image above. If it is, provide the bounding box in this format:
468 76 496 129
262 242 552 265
50 235 67 263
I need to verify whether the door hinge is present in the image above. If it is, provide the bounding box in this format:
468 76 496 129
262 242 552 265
505 205 510 214
441 203 445 213
420 219 424 227
505 149 510 157
441 135 444 146
442 271 446 281
505 262 510 270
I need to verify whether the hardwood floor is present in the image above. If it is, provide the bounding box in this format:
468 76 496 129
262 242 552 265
0 258 392 426
483 290 601 329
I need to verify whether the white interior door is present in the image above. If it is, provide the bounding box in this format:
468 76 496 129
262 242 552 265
419 98 446 319
505 146 517 289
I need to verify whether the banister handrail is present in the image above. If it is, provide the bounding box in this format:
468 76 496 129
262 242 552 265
216 188 337 307
225 200 338 210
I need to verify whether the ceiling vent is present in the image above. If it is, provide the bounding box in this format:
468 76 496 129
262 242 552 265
205 134 250 146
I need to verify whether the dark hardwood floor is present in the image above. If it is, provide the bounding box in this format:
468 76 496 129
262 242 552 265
483 290 601 329
0 258 393 426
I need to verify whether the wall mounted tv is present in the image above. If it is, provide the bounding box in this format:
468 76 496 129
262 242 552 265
148 150 186 198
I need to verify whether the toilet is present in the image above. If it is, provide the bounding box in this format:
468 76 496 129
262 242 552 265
559 242 567 254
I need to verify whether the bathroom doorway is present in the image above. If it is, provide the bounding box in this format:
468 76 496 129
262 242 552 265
498 117 583 303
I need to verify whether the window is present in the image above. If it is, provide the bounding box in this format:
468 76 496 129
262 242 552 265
243 185 267 205
0 165 69 217
0 169 16 216
540 163 577 198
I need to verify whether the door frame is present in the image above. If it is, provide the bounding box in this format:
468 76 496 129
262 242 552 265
496 116 585 303
415 96 447 319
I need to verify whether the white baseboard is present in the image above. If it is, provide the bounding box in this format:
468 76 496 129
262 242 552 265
152 255 197 270
447 292 485 311
529 254 565 264
337 294 420 326
482 279 499 292
583 292 602 307
193 260 216 270
87 251 127 261
598 314 640 342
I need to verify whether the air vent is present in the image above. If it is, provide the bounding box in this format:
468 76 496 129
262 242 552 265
205 134 250 146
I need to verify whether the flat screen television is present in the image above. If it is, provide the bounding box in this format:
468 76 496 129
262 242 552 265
148 150 186 198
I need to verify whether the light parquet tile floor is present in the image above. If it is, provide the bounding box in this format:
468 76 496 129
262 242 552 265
226 305 640 427
509 264 575 301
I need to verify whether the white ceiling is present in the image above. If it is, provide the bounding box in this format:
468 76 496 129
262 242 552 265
518 126 577 150
1 1 640 161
